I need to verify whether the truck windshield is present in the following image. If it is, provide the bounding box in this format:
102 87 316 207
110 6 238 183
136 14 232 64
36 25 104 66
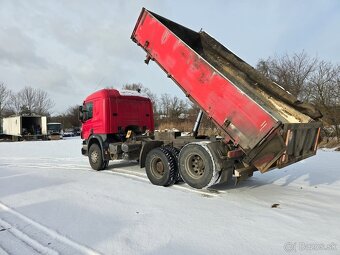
47 124 62 132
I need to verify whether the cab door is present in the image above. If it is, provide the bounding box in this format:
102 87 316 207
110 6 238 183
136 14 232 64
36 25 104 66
81 101 94 139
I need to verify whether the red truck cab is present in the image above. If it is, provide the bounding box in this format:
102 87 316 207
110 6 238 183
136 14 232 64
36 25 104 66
79 89 154 170
81 89 154 139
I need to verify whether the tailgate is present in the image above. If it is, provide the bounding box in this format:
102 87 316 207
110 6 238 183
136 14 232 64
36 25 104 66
277 122 321 169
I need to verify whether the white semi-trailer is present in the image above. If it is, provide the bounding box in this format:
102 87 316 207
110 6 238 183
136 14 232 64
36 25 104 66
2 115 47 140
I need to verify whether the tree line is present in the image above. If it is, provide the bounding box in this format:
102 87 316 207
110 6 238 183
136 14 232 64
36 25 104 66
1 51 339 140
257 52 340 140
0 85 54 117
0 85 79 129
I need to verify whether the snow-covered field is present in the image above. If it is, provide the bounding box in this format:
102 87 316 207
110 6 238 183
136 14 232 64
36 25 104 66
0 138 339 255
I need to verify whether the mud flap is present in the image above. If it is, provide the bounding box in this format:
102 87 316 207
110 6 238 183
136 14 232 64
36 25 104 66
139 140 164 168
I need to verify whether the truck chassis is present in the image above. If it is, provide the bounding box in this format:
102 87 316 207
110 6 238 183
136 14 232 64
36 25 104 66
81 116 241 189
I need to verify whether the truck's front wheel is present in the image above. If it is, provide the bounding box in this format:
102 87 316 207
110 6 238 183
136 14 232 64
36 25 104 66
89 143 105 171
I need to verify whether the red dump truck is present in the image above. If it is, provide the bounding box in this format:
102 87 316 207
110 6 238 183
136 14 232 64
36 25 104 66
80 8 322 189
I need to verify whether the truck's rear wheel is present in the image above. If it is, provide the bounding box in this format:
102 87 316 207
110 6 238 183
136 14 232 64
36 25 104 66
163 146 182 183
179 143 219 189
145 147 177 186
89 143 105 171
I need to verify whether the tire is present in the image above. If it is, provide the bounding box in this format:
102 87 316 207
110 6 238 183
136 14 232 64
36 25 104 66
89 143 104 171
145 147 177 187
179 143 217 189
163 146 182 183
164 146 179 159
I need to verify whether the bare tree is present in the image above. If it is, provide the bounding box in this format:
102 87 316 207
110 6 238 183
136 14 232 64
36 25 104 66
159 93 171 117
122 83 143 93
308 62 338 104
160 93 188 120
169 96 188 120
0 83 11 116
257 52 340 141
65 105 81 127
34 89 54 115
257 52 317 99
308 62 340 140
9 93 22 115
9 86 54 115
19 86 37 114
122 83 158 113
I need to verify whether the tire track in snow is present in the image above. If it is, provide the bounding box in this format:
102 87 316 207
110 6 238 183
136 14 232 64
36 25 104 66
0 245 9 255
0 202 102 255
2 161 224 197
101 169 223 197
0 172 40 180
0 162 89 171
0 218 58 255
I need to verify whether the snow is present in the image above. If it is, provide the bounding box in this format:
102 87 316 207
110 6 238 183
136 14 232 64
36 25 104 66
0 138 339 254
118 90 149 99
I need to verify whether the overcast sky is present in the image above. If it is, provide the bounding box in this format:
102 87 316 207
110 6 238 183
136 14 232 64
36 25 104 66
1 0 339 114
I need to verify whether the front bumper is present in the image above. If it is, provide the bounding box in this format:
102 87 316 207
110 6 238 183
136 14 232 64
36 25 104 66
81 140 88 156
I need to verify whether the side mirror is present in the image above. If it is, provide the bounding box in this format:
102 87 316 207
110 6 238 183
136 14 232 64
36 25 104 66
78 106 84 122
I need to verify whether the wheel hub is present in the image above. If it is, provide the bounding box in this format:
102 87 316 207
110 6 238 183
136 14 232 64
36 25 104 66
151 157 165 178
156 161 164 174
91 151 98 163
186 154 205 178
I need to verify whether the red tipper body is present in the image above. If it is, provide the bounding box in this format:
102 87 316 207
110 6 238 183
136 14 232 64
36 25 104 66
81 89 154 140
131 8 321 172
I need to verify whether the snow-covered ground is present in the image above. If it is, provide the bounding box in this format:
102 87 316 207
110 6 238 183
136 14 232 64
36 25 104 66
0 138 339 255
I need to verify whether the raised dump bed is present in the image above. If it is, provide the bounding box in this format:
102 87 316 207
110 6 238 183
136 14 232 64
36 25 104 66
132 8 322 172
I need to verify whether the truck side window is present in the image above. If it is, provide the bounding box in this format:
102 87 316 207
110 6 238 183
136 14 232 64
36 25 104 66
84 102 93 120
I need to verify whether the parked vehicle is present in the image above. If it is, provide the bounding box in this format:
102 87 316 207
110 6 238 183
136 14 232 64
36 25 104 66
47 122 63 140
73 127 81 136
1 115 47 141
63 128 75 137
80 8 322 189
